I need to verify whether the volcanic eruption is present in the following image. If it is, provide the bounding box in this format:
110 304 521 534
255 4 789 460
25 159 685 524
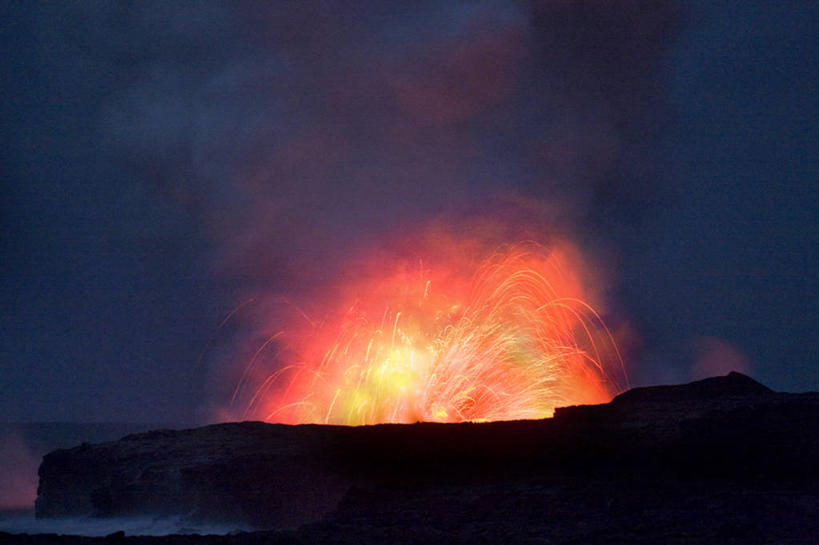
232 237 628 425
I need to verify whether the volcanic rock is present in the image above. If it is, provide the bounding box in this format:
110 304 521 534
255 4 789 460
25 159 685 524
30 372 819 543
612 370 773 402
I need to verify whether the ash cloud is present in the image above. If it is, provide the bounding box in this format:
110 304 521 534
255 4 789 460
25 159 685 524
4 0 738 423
93 1 680 285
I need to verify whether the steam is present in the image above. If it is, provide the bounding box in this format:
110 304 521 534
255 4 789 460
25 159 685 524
0 514 248 537
690 336 752 381
0 432 38 510
90 1 678 280
76 1 680 415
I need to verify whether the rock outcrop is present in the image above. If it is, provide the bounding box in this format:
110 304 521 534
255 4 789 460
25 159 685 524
31 372 819 543
35 422 353 527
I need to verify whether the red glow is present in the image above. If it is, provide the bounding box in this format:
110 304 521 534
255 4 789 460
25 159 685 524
234 239 627 425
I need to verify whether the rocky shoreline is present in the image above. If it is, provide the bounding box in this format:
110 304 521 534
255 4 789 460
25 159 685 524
4 372 816 544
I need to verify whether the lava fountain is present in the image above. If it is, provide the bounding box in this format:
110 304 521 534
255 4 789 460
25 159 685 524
233 240 628 425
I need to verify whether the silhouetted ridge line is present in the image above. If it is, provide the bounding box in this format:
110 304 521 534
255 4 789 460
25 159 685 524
32 373 819 543
611 371 773 405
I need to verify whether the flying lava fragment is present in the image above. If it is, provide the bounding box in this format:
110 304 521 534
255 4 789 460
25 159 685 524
234 241 628 425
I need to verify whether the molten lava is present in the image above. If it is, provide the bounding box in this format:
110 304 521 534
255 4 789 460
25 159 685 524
236 242 627 425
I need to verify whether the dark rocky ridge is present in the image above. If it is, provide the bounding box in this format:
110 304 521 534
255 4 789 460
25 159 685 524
23 372 819 543
612 370 774 401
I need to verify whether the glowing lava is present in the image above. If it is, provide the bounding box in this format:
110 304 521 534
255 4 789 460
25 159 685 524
236 242 627 425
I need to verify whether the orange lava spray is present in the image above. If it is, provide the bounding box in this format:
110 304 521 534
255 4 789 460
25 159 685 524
235 241 628 425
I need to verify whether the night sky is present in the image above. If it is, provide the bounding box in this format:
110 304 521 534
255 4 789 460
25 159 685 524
2 1 817 424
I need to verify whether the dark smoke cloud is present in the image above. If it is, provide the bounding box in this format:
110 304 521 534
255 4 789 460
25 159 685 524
1 1 682 422
92 1 678 286
8 1 815 423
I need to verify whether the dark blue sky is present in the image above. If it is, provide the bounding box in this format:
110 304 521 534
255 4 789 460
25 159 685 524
2 1 817 423
623 1 819 389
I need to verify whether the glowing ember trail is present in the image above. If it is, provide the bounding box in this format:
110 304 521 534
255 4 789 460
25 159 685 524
235 242 628 425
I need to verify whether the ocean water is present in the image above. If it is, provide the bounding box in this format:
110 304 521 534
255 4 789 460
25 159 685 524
0 509 250 537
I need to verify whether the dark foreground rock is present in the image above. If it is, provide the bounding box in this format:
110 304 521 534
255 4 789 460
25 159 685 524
16 372 819 544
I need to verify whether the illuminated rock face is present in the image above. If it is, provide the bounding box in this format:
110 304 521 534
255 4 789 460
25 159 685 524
35 373 819 536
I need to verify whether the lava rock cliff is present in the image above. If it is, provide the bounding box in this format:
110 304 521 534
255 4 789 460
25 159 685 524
30 372 819 543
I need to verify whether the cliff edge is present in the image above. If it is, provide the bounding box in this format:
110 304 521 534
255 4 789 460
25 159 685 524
33 372 819 541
